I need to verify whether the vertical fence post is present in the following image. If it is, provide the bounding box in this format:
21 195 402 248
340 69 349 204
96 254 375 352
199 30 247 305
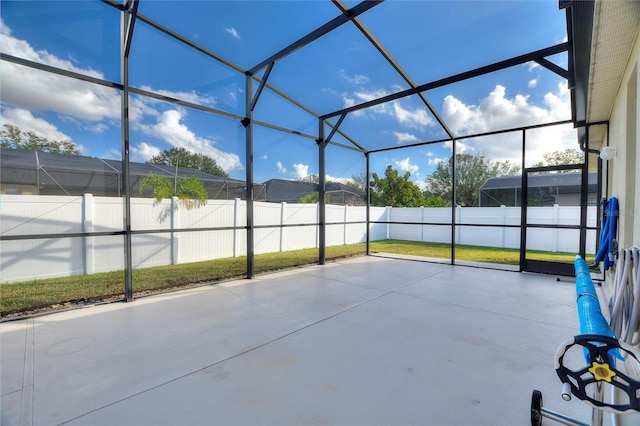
280 202 286 252
500 205 506 248
421 206 425 242
553 203 560 252
455 206 462 245
385 206 391 240
233 198 240 257
83 193 94 275
171 196 179 265
343 204 348 245
316 202 320 248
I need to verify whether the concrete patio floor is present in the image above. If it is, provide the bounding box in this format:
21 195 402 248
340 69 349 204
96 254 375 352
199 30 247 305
1 256 605 425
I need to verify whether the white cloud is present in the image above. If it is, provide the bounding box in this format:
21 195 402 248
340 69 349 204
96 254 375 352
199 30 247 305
131 142 162 162
342 89 390 116
543 83 572 117
441 83 574 164
262 154 268 160
413 180 428 191
293 163 309 180
392 102 435 129
428 156 447 167
1 21 102 79
100 148 121 160
225 27 241 39
340 69 370 85
354 89 390 114
1 107 72 142
276 162 347 182
138 86 216 107
136 109 243 172
442 139 471 154
341 93 364 118
81 122 108 133
442 95 472 133
444 84 569 134
527 61 541 72
0 22 120 122
1 58 121 122
0 22 227 165
394 132 419 144
342 94 356 108
528 79 538 88
326 174 355 186
395 157 419 175
341 88 437 131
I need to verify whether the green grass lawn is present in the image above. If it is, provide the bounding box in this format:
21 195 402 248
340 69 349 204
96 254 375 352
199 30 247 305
369 240 594 265
0 244 365 317
0 240 592 318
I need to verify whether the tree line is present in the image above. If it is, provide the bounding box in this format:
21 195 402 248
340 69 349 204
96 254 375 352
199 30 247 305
366 149 583 208
366 154 520 208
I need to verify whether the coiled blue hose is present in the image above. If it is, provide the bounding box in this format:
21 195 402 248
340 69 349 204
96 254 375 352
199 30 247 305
594 197 618 271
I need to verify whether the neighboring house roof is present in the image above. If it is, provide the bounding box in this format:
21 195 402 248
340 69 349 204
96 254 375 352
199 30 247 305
0 149 365 203
481 171 597 192
263 179 364 204
0 148 260 199
479 171 598 207
263 179 317 203
326 181 359 193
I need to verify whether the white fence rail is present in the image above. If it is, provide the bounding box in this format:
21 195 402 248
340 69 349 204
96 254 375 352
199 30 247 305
387 205 597 253
0 195 596 283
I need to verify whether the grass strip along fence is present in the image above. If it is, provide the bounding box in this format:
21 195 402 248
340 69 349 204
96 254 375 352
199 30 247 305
1 240 592 318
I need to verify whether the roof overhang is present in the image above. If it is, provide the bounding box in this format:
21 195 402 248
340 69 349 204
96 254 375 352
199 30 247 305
564 0 640 150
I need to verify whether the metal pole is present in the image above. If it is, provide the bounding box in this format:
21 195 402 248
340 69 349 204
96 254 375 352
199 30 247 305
248 1 382 75
244 74 254 278
579 125 589 258
594 123 609 268
520 129 527 272
318 119 326 265
540 407 590 426
366 152 370 255
591 382 604 426
121 8 133 301
450 139 456 265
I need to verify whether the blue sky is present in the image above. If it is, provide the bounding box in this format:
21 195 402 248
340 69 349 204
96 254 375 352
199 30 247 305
1 1 577 189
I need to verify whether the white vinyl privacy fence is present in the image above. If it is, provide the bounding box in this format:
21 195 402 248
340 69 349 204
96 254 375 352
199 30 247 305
0 194 596 283
386 205 597 253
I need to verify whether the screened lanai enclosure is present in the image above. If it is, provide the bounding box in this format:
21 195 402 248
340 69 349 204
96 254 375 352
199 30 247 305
6 1 640 426
0 0 606 312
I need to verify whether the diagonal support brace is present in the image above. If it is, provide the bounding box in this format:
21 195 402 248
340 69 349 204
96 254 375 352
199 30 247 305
250 62 275 112
534 57 569 80
322 113 347 147
123 0 139 59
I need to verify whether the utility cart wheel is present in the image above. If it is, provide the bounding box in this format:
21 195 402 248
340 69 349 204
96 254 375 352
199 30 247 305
531 389 543 426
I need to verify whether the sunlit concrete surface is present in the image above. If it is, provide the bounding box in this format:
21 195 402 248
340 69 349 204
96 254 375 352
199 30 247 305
2 256 612 425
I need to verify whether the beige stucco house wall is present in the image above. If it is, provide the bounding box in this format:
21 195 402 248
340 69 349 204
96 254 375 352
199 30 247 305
602 29 639 250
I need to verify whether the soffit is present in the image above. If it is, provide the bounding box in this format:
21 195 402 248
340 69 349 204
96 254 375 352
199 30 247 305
587 0 640 124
